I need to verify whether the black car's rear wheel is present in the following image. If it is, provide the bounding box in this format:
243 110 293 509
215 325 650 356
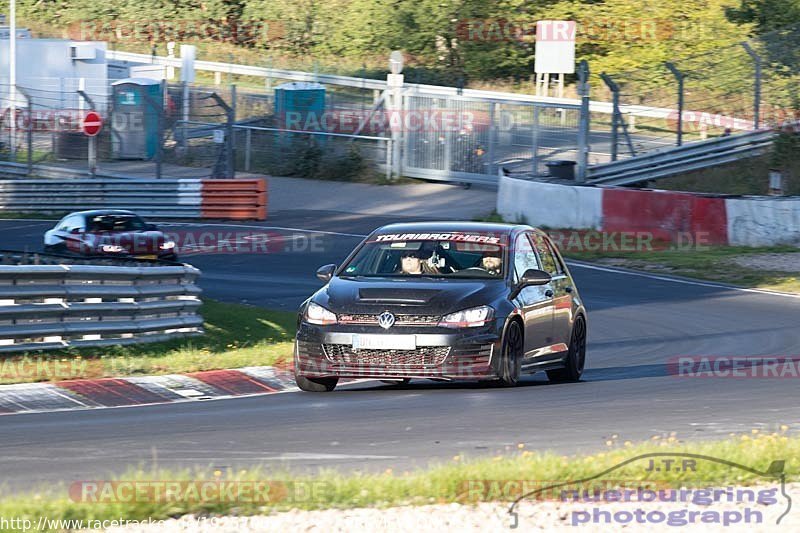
295 374 338 392
498 320 523 386
547 316 587 383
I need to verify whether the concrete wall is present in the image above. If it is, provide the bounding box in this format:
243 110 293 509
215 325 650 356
726 197 800 246
497 174 800 246
497 176 603 229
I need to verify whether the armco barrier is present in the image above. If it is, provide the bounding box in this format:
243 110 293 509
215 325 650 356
498 172 800 246
0 251 203 353
0 178 202 218
201 179 268 220
0 177 268 220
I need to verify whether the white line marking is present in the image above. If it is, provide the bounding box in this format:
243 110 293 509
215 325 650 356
157 222 367 239
566 261 800 299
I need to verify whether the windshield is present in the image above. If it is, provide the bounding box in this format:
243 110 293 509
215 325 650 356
341 234 506 279
88 214 148 232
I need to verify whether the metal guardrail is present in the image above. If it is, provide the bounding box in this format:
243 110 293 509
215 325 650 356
0 175 203 217
586 130 776 186
0 251 202 353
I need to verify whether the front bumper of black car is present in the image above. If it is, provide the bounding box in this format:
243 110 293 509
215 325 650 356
295 322 504 381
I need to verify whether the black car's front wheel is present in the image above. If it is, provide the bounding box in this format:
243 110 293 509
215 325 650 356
295 374 338 392
498 320 523 386
547 315 587 383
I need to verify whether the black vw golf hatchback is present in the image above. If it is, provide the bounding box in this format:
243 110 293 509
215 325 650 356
294 222 587 391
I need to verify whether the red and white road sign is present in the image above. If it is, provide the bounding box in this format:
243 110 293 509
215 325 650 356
81 111 103 136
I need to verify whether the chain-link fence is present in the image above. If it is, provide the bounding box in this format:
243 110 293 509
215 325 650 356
597 24 800 160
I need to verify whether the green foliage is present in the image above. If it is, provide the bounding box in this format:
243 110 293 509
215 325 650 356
726 0 800 34
5 0 767 83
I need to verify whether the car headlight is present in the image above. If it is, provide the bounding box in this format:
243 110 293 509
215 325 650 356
304 302 337 325
159 240 176 250
438 305 494 328
100 244 125 253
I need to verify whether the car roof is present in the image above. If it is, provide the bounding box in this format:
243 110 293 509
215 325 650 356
370 221 552 240
68 209 140 218
371 221 530 235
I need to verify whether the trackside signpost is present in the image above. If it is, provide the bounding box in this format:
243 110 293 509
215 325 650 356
81 111 103 177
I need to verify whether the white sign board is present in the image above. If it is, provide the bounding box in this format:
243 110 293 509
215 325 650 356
180 44 196 83
213 129 225 143
534 20 576 74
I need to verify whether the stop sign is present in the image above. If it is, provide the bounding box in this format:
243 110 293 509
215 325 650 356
81 111 103 137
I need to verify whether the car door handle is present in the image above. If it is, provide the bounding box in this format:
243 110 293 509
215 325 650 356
565 286 573 293
545 289 554 298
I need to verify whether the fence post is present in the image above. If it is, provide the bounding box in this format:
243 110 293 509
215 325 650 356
665 62 685 146
741 42 761 129
227 84 236 177
16 87 32 175
180 81 189 154
600 73 619 161
487 101 497 178
386 70 404 180
531 105 540 174
244 127 252 172
76 89 97 178
576 60 590 183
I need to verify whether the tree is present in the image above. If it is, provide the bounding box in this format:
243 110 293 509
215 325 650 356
726 0 800 34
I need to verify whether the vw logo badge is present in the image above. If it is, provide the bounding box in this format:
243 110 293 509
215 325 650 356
378 311 395 330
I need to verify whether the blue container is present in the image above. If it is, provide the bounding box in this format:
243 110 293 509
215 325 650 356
111 78 163 159
274 82 326 131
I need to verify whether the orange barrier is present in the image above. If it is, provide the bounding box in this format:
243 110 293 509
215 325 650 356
201 179 268 220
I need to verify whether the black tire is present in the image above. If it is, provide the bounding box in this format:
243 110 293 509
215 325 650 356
380 379 411 386
295 374 338 392
498 320 523 386
547 316 587 383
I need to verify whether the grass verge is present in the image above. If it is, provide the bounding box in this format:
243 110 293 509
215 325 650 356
561 244 800 294
472 214 799 294
0 300 296 385
0 431 795 528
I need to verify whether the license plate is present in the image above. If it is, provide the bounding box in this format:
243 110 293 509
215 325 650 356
352 334 416 350
136 255 158 260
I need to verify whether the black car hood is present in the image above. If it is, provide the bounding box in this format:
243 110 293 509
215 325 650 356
315 276 507 315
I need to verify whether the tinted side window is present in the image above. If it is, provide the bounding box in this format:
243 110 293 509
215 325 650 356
60 215 84 232
513 233 540 280
531 234 559 276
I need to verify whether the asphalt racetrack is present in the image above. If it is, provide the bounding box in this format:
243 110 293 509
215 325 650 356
0 213 798 493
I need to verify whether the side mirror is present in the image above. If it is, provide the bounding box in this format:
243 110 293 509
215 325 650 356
510 268 551 300
316 264 337 282
519 268 552 287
